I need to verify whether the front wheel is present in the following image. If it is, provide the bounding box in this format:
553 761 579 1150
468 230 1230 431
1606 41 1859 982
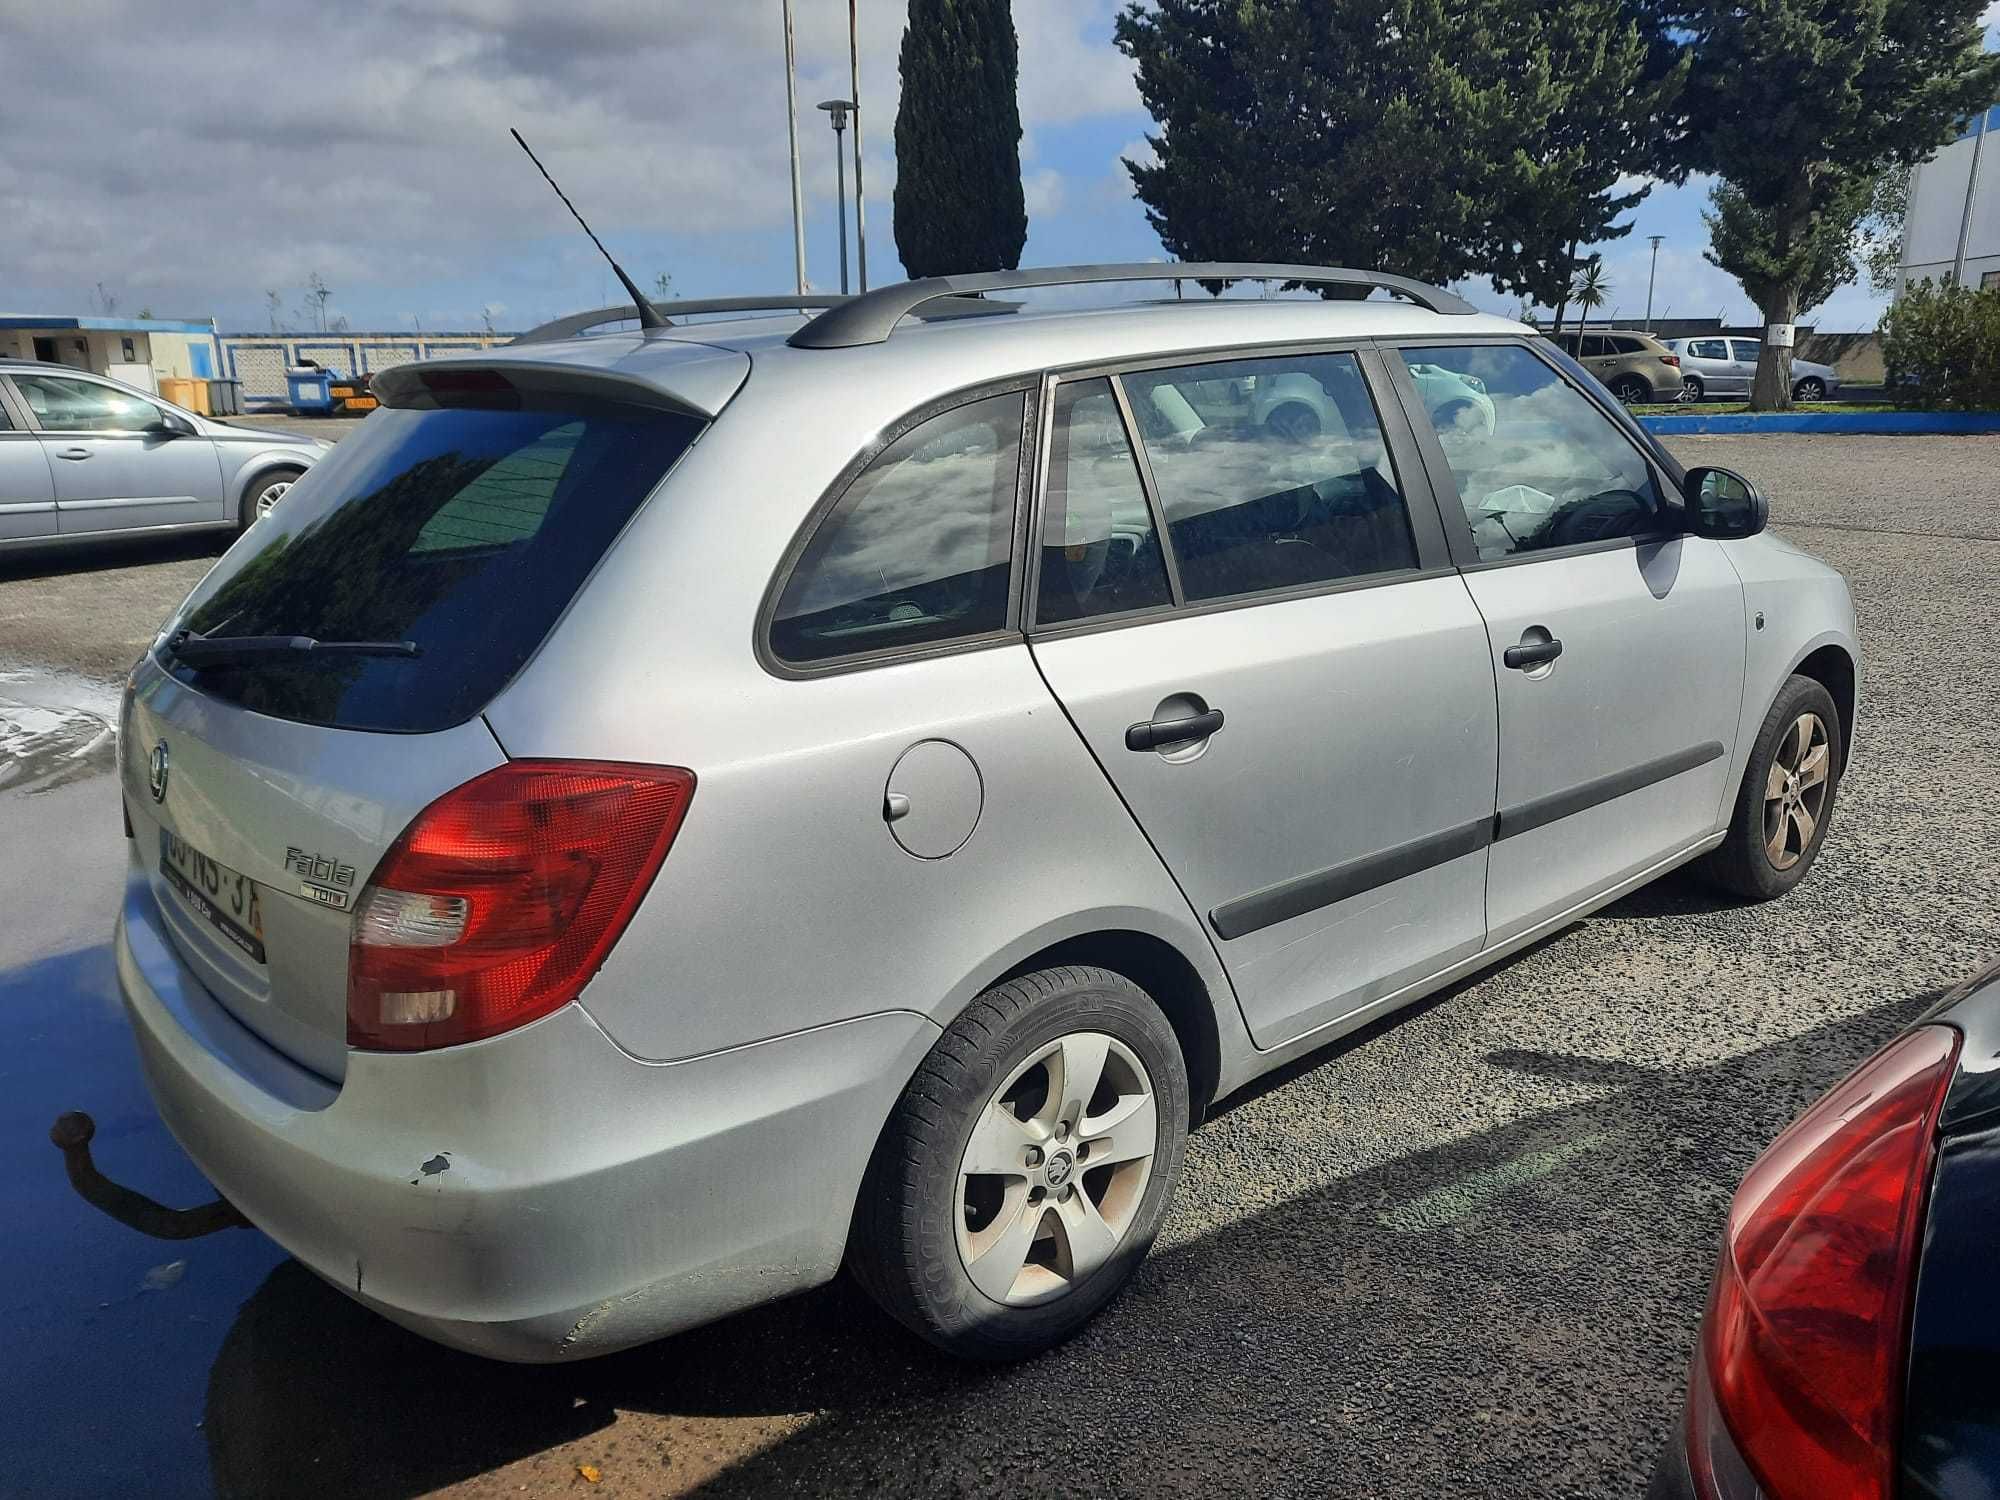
848 965 1189 1361
240 467 303 530
1682 376 1706 403
1793 377 1826 402
1701 674 1842 901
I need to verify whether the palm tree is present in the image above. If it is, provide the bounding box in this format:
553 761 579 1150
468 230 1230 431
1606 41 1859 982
1570 260 1611 338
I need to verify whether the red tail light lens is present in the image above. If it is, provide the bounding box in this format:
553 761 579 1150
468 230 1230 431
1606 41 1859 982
1702 1025 1959 1500
347 761 695 1051
1662 354 1682 367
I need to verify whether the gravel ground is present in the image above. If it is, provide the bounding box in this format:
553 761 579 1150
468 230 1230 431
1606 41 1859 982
0 434 1995 1498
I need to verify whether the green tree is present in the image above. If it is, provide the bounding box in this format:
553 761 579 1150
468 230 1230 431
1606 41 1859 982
1570 259 1612 330
1113 0 1679 308
1704 179 1865 325
1660 0 2000 409
893 0 1028 277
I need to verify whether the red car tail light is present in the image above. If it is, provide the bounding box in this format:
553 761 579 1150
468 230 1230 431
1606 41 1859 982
1700 1025 1959 1500
347 761 695 1051
1662 354 1682 367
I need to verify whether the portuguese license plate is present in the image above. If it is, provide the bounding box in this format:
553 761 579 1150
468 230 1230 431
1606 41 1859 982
159 828 266 965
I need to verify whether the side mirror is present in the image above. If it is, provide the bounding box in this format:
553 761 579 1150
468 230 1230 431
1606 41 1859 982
148 409 196 437
1684 465 1768 539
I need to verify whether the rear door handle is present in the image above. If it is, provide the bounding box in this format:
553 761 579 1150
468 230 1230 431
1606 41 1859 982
56 447 92 461
1503 638 1563 670
1125 708 1224 752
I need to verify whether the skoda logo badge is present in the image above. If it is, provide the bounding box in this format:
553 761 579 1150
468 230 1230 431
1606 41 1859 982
148 740 170 804
1045 1150 1075 1189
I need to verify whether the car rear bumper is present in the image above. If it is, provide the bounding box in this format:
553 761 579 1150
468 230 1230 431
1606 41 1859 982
114 862 938 1361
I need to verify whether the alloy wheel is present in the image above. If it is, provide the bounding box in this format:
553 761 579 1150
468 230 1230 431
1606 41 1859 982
955 1032 1158 1307
253 479 293 519
1763 712 1831 871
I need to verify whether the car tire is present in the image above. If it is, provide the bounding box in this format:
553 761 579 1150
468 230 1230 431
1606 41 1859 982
1701 674 1843 902
849 965 1190 1362
1609 375 1650 405
1682 376 1706 402
240 467 304 530
1793 377 1826 402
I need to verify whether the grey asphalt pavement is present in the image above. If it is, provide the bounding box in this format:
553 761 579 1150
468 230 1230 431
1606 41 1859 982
0 434 1995 1497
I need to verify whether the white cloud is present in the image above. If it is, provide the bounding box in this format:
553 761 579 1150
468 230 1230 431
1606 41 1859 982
2 0 1145 327
1024 168 1068 218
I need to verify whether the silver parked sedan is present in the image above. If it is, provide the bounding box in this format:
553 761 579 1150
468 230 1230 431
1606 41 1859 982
0 359 327 552
111 265 1858 1364
1661 336 1843 403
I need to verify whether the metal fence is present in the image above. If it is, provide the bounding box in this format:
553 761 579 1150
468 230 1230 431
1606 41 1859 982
220 332 508 407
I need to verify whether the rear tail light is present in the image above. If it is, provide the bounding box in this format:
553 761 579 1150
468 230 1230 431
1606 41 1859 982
1696 1025 1959 1500
347 761 695 1051
1662 354 1682 367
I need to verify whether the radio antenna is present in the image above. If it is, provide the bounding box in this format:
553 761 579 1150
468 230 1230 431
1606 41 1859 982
510 127 665 331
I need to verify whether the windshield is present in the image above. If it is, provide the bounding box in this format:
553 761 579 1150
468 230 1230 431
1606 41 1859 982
162 399 703 732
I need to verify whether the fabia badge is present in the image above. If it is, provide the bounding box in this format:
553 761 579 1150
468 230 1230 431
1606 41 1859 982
148 741 170 803
286 846 357 910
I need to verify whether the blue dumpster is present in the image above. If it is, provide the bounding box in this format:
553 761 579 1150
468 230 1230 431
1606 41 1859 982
285 368 334 415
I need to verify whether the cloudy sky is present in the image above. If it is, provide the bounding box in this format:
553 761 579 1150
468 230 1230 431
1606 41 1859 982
6 0 1998 336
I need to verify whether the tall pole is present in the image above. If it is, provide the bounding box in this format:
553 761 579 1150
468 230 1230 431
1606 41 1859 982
783 0 807 294
848 0 869 291
832 118 850 294
1952 106 1990 288
1645 235 1664 331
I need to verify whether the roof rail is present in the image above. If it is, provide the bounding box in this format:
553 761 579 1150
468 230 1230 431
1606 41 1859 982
512 296 847 346
788 262 1478 350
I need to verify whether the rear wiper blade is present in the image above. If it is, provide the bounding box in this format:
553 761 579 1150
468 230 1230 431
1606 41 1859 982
168 629 420 666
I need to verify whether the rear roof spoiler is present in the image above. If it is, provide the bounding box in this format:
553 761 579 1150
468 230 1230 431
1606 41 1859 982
788 262 1478 350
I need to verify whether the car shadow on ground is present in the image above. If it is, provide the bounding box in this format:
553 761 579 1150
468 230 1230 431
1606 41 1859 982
190 984 1933 1499
0 530 229 584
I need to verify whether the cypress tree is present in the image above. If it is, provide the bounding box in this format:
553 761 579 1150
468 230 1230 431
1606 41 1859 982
893 0 1029 277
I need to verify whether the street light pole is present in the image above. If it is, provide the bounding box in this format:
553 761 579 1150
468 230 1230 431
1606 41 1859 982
819 101 855 295
782 0 807 295
1645 235 1664 332
848 0 869 291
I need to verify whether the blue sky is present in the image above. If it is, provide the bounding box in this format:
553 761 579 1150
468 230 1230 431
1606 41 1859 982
7 1 1996 335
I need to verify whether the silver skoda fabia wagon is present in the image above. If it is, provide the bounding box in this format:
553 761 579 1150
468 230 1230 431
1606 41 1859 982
114 264 1857 1362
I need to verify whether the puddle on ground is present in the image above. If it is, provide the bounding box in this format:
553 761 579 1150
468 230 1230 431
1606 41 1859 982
0 663 123 795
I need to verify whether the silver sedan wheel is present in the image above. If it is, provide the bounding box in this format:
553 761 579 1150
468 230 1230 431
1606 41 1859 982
253 478 293 519
1764 712 1831 870
955 1032 1158 1308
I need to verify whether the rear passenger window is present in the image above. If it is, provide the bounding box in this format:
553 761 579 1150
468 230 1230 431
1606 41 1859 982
771 391 1023 664
1399 344 1668 561
1036 378 1171 625
1120 353 1417 604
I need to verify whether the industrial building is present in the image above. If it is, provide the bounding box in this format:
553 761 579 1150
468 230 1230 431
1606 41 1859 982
0 315 223 394
1901 103 2000 291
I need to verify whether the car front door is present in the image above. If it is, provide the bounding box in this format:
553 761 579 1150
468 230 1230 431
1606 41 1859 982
1029 352 1499 1049
1685 339 1731 396
11 371 225 535
1387 341 1745 945
0 380 58 542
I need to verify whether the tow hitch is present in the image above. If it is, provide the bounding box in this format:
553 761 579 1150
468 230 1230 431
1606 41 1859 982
50 1111 250 1240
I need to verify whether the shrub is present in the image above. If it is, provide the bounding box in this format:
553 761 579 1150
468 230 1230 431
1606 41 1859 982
1879 278 2000 410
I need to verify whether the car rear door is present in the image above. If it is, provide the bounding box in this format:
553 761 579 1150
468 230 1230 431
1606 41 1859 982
1027 349 1498 1049
10 370 225 535
1385 340 1744 943
0 378 57 541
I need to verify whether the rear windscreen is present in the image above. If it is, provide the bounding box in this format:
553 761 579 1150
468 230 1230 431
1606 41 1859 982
162 400 703 732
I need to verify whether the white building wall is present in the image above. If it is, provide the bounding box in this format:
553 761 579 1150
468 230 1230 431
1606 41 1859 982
1902 106 2000 291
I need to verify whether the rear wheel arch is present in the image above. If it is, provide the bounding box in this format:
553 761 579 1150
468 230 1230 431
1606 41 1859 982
993 930 1221 1128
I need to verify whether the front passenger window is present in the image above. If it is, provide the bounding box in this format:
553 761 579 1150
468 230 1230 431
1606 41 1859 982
12 373 156 433
1399 345 1669 562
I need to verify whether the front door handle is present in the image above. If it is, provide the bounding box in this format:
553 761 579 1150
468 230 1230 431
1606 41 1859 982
56 447 92 461
1503 638 1564 670
1125 708 1224 752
